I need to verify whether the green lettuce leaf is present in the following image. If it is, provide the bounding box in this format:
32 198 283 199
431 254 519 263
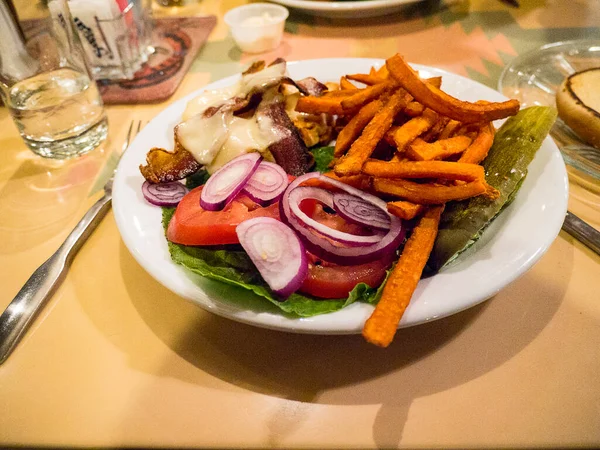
162 208 387 317
311 146 335 173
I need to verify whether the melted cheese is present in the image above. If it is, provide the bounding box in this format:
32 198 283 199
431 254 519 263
177 63 289 171
182 84 240 121
176 110 230 165
205 114 284 173
181 62 287 120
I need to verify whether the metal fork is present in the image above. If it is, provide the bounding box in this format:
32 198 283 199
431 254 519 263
0 120 142 365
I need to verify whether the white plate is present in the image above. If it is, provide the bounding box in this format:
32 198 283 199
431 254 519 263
270 0 421 18
113 58 568 335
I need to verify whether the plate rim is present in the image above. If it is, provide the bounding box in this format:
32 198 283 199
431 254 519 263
113 57 569 335
270 0 421 17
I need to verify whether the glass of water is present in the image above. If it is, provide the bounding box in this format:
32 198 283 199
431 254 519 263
0 0 108 159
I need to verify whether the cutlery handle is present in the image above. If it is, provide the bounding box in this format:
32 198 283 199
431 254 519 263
562 211 600 256
0 194 112 365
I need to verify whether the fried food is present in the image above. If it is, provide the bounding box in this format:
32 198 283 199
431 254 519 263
139 138 201 184
386 54 520 123
372 177 488 204
387 201 426 220
334 89 412 176
458 123 495 164
363 205 443 347
388 108 438 152
363 160 485 182
406 135 472 161
334 99 383 156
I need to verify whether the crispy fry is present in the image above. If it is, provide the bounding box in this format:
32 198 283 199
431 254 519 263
372 177 487 204
458 123 495 164
335 99 383 156
403 101 425 117
323 171 372 191
363 206 444 347
363 160 485 182
340 76 358 90
341 81 394 111
387 201 426 220
421 116 450 142
424 76 442 89
335 89 412 176
406 135 472 161
295 96 353 115
439 119 462 139
389 108 438 152
375 64 389 79
386 54 520 123
346 73 386 85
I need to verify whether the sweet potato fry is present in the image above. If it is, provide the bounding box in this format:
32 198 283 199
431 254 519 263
387 201 426 220
346 73 386 86
340 76 358 90
363 205 444 347
363 160 485 182
295 96 352 115
458 123 495 164
335 89 412 176
375 64 389 79
389 108 438 152
386 54 520 123
403 101 425 117
335 99 383 156
439 119 462 139
406 135 472 161
323 171 372 191
341 81 394 111
372 177 487 204
421 116 450 142
424 76 442 89
322 89 361 98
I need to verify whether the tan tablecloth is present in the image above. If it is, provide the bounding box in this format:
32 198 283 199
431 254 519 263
1 0 599 447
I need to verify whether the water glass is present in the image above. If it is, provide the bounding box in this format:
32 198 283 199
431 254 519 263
68 0 154 80
0 0 108 159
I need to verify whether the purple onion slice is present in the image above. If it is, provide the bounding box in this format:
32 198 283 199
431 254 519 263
242 161 289 206
236 217 308 298
200 152 262 211
333 192 391 231
142 181 189 207
280 173 405 266
288 186 385 246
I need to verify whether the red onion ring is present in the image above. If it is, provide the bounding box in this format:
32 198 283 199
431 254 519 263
280 173 406 266
288 186 385 246
236 217 308 298
242 161 289 206
200 152 262 211
142 181 189 207
333 192 391 231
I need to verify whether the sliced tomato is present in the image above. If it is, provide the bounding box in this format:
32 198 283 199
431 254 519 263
167 186 280 245
299 253 391 299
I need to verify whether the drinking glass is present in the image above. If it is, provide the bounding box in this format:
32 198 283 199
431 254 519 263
0 0 108 159
68 0 154 80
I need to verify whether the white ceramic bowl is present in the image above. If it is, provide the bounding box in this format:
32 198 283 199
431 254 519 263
224 3 289 54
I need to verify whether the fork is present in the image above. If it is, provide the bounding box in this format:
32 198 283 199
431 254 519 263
0 120 142 365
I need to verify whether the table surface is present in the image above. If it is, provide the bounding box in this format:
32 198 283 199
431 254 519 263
1 0 600 448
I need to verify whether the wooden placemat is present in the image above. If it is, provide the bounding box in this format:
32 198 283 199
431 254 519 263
98 16 216 104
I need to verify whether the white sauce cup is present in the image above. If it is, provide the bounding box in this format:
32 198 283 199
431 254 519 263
224 3 289 54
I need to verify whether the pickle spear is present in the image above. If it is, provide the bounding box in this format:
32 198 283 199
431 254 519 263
427 106 557 272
